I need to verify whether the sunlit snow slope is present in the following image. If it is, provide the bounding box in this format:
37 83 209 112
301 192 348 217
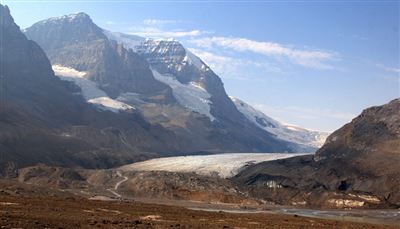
119 153 307 178
151 69 214 120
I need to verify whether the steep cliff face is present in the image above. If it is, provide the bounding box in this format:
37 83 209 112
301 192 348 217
233 99 400 208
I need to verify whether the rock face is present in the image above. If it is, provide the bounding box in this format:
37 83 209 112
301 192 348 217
233 99 400 208
25 12 307 153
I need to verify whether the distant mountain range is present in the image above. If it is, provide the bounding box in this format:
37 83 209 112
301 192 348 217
0 5 325 173
23 11 328 153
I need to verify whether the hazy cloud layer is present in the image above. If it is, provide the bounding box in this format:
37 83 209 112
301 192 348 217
190 37 338 69
142 19 185 26
254 104 356 132
376 63 400 73
189 48 282 79
129 26 210 38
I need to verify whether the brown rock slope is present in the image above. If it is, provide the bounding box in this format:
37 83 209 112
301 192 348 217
233 99 400 208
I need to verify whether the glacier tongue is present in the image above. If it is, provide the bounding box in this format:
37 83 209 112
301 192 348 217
120 153 308 178
52 65 134 113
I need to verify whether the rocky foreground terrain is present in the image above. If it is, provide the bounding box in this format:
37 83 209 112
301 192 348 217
0 179 397 229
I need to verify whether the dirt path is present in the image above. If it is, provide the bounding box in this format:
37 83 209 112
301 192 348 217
107 170 128 198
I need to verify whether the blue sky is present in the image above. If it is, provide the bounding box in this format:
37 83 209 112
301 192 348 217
3 0 399 131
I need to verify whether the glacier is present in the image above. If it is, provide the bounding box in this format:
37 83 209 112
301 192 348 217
120 153 308 178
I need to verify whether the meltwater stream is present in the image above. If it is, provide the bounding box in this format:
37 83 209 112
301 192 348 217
188 206 400 226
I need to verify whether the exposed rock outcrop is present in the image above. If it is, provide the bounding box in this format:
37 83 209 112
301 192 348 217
233 99 400 208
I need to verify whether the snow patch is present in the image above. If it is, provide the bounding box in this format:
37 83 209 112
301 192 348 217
151 69 214 121
120 153 307 178
52 65 134 112
88 97 134 113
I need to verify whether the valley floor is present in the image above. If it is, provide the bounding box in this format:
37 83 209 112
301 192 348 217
0 180 397 229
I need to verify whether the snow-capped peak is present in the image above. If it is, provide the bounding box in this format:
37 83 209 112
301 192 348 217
37 12 90 24
104 31 207 72
101 31 215 120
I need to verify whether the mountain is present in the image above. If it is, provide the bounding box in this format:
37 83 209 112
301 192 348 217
24 12 314 153
233 99 400 208
0 5 186 176
230 97 329 149
24 13 173 102
106 29 328 152
104 30 328 152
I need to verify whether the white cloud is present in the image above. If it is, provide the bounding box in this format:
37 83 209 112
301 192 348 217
143 19 184 26
257 105 356 121
190 37 338 69
254 104 356 131
188 48 282 79
376 63 400 73
129 27 210 38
